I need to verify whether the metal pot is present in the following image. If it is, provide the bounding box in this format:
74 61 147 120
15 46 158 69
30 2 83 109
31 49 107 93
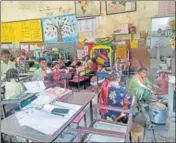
149 102 167 124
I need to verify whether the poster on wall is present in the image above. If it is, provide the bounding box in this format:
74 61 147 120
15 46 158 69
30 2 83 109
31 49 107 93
20 43 45 59
77 18 96 41
75 1 101 18
29 43 45 58
42 14 78 43
1 43 20 59
77 46 88 59
106 1 136 15
150 16 175 57
1 20 43 43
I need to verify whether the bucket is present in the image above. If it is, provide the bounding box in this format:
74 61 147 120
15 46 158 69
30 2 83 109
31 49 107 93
149 102 167 124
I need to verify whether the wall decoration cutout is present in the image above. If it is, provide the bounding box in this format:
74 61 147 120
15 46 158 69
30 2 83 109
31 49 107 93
42 14 78 43
106 1 136 15
130 40 138 49
75 1 101 18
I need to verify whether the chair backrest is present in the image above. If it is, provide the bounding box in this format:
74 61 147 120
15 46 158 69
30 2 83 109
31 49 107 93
96 72 109 79
59 70 67 80
98 82 133 123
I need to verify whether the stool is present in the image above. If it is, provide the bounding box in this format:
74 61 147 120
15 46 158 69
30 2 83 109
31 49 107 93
131 122 144 142
72 111 87 127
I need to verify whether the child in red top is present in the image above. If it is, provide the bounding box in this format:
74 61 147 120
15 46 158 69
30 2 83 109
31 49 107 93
90 58 97 74
114 57 121 70
114 57 122 75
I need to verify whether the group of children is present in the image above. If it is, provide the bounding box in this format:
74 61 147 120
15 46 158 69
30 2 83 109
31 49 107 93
1 48 141 125
1 48 123 99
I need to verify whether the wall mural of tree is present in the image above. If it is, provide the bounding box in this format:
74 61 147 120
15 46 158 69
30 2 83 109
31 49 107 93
42 14 78 43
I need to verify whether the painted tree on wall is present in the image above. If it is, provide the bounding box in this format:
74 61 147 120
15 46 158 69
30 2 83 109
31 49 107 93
43 15 77 42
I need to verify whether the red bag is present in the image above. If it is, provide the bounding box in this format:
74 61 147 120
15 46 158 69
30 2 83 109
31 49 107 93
157 72 168 95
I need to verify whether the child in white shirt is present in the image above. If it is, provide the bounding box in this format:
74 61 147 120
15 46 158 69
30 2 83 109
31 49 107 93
5 68 24 99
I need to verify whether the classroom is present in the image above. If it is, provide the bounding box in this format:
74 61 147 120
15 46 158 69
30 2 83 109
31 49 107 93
0 1 175 142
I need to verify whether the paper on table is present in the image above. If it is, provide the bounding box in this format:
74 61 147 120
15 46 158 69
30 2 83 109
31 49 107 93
42 104 56 112
30 94 57 106
45 87 65 95
23 81 46 93
15 108 36 126
17 108 67 136
53 101 82 111
43 103 81 119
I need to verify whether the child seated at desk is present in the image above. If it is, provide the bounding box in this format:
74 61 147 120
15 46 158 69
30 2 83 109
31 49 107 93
4 68 24 99
33 58 52 81
90 64 106 86
75 61 86 77
1 49 16 81
28 61 37 74
83 56 91 70
58 58 65 68
113 57 122 75
90 58 98 75
70 56 79 67
50 62 68 81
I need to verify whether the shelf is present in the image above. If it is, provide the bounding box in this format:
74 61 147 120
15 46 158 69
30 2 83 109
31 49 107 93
111 33 131 35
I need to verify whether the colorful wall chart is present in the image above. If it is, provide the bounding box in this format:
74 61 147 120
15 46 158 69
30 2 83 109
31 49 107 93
20 43 45 58
1 20 43 43
75 1 101 18
42 14 78 43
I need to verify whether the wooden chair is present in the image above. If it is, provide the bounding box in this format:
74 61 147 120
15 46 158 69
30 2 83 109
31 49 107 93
58 71 68 88
72 111 87 127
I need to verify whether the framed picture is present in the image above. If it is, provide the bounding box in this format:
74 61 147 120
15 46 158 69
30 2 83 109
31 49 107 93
106 1 136 15
75 1 101 18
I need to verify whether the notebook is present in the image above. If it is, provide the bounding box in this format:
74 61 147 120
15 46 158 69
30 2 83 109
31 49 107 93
23 81 46 93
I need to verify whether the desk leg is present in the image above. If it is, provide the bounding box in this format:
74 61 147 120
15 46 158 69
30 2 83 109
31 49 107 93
2 105 6 118
1 133 4 143
90 101 93 122
18 102 22 110
9 135 12 143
